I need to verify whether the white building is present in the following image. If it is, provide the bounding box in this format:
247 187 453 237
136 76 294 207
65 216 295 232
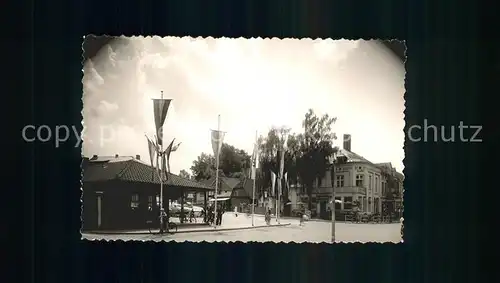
292 134 403 218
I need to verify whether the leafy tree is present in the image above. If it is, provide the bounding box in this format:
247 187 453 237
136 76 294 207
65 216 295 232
190 144 251 181
257 127 303 203
179 169 191 179
297 109 338 210
190 153 216 181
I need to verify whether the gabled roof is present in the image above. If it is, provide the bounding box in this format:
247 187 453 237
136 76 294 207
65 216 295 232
233 178 255 198
375 162 404 180
83 157 213 190
202 176 241 191
337 149 374 165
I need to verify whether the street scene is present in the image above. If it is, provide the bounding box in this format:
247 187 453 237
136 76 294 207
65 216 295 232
82 36 405 243
83 213 402 243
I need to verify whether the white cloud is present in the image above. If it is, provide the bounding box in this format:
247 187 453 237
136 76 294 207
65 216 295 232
82 37 405 174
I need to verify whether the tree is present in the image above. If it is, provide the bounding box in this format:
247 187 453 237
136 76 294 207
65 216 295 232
297 109 338 210
190 144 251 181
179 169 191 180
256 127 304 205
190 152 217 181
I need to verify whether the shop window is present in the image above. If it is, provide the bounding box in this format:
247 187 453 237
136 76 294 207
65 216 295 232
131 194 139 209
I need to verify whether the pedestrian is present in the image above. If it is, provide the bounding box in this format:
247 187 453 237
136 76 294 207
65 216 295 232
189 208 195 223
298 210 304 226
216 205 224 225
201 207 206 223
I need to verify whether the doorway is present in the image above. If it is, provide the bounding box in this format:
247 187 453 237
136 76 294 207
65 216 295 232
97 195 102 228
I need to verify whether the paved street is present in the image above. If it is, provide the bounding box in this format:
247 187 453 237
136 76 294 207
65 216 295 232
83 213 402 243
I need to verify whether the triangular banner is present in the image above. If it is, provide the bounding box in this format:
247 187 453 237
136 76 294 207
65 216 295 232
270 170 276 197
146 135 157 181
152 98 172 146
210 130 225 157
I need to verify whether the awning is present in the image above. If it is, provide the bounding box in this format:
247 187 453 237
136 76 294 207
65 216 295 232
209 198 230 202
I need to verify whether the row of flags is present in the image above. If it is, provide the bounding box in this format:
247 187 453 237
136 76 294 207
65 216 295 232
146 97 181 182
146 135 181 182
145 95 287 199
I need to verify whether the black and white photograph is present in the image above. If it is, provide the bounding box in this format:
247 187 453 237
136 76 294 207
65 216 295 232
81 36 405 243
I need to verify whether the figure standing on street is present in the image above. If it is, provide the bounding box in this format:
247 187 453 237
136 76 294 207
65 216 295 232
201 207 206 223
265 208 271 225
216 205 224 225
189 208 196 223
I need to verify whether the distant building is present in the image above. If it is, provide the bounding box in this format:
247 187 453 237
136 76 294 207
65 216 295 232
195 176 257 212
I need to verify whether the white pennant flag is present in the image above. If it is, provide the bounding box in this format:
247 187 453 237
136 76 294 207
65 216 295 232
270 170 276 197
210 129 225 157
251 132 259 179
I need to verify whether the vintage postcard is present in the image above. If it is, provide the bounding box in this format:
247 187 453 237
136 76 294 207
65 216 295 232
81 36 405 243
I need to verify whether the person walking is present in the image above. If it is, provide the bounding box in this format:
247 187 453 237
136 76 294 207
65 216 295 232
201 207 206 223
216 205 224 226
189 208 196 223
265 208 271 225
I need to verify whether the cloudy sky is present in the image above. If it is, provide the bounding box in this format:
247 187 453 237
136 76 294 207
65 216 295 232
82 37 405 175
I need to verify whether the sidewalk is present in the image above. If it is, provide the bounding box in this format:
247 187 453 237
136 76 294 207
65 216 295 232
85 213 291 235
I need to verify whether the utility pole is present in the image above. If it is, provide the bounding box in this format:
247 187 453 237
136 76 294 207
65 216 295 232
330 158 336 243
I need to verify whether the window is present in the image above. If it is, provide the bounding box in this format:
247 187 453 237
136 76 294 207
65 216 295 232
356 174 364 187
156 195 160 207
369 175 372 189
131 194 139 209
336 175 344 187
344 197 353 210
148 196 153 210
375 177 378 193
335 197 341 210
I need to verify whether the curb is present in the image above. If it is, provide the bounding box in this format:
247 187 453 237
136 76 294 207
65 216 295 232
85 223 291 235
176 223 291 234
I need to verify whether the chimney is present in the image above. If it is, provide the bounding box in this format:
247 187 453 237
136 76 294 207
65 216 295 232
115 154 119 158
135 154 140 160
343 134 351 151
91 155 98 160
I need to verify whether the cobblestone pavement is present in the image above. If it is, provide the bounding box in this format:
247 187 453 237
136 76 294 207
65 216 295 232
82 214 402 243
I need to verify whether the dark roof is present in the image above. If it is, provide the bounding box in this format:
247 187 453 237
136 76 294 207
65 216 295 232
375 162 404 180
337 149 374 165
375 162 393 172
83 157 213 190
202 176 241 191
233 178 255 198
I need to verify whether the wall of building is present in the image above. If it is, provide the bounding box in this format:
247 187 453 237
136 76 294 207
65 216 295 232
83 180 195 231
302 162 384 215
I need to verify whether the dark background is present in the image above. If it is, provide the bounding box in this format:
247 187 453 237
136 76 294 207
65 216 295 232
11 0 490 283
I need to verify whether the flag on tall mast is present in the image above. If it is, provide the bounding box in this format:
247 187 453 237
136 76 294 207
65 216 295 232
152 91 172 146
251 130 259 226
146 135 157 181
270 170 276 197
251 132 259 179
210 115 225 226
161 138 182 182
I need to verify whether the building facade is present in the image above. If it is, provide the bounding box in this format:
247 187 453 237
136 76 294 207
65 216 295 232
293 135 404 219
82 155 213 231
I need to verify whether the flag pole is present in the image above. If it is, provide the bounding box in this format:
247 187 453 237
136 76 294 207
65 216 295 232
251 130 257 226
159 91 165 233
214 114 221 228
